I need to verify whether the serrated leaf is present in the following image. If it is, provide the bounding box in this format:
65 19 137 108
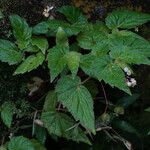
48 46 68 82
58 5 87 24
77 24 109 50
1 102 14 128
8 136 34 150
56 27 69 47
0 39 22 65
32 21 50 34
109 31 150 57
9 15 32 50
116 94 140 108
14 52 44 75
80 54 98 78
43 91 57 112
81 55 130 94
31 139 47 150
55 76 95 133
95 56 131 94
31 37 48 54
110 46 150 65
41 111 91 144
66 51 81 78
106 10 150 29
33 20 82 36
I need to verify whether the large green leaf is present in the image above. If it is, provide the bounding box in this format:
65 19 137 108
48 46 68 81
77 23 109 50
43 91 57 112
9 15 32 50
110 46 150 65
31 37 48 54
81 55 130 94
14 52 44 75
58 5 87 24
109 31 150 56
55 76 95 133
33 20 82 36
56 27 69 47
1 102 14 128
66 51 81 78
41 111 91 144
8 136 34 150
106 10 150 29
0 39 22 65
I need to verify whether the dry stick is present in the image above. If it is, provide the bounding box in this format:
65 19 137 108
100 82 109 114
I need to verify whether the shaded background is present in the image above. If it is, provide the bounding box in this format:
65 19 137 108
0 0 150 149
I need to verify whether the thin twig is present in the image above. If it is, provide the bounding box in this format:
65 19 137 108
96 126 112 132
81 77 91 85
100 82 109 114
32 110 38 136
57 103 62 111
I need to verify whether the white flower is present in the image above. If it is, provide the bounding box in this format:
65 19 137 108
126 81 132 87
124 67 131 76
130 78 137 87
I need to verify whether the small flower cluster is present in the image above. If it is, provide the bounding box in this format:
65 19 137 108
43 5 54 18
124 67 137 87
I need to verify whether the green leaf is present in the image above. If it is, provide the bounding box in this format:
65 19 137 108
55 76 95 133
116 94 140 108
112 120 139 136
66 51 81 78
80 54 98 78
109 31 150 57
33 20 82 36
48 46 68 81
0 39 22 65
1 102 14 128
25 44 40 53
106 10 150 29
31 37 48 54
32 21 50 34
34 125 47 144
31 139 47 150
14 52 44 75
9 15 32 50
56 27 69 47
41 111 91 144
145 107 150 112
58 5 87 24
110 46 150 65
43 91 57 112
8 136 34 150
81 55 130 94
77 24 109 50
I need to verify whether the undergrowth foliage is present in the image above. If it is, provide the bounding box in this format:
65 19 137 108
0 5 150 150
